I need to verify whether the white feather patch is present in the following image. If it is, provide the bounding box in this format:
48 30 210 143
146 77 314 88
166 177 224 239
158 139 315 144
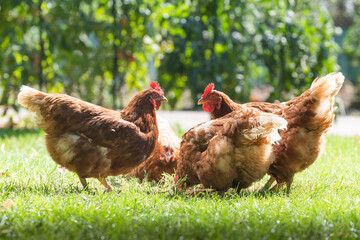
56 134 80 163
247 115 287 144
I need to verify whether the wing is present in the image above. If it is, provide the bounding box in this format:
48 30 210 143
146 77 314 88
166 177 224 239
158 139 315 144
177 121 212 186
37 93 148 149
243 101 285 116
205 108 288 145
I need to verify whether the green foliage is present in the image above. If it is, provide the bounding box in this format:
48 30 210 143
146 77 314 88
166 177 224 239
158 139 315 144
0 0 154 108
0 0 339 109
0 131 360 239
341 1 360 105
256 1 339 100
158 0 339 106
343 3 360 83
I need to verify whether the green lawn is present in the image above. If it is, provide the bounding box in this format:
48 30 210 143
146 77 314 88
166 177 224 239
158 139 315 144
0 128 359 240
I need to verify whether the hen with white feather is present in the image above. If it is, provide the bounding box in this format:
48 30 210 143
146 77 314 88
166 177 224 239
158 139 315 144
175 105 287 191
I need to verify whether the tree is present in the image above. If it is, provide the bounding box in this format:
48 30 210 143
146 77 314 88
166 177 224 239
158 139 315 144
0 0 155 108
0 0 340 110
157 0 339 107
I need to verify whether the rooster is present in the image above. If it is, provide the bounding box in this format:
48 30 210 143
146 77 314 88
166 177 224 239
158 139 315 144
197 72 344 192
130 116 180 182
17 82 167 191
175 106 287 191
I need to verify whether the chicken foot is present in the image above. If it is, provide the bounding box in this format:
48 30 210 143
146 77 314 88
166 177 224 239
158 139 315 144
270 182 285 191
185 188 219 197
79 177 114 191
269 178 293 194
261 175 294 194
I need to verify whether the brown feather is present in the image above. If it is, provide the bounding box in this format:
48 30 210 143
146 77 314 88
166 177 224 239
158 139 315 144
130 116 180 182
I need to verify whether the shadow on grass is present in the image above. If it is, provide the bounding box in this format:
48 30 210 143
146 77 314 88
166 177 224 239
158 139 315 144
0 181 116 197
0 127 41 139
171 186 288 200
0 176 288 200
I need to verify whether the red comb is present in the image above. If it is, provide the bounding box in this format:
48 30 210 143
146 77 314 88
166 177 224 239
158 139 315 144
150 81 164 95
201 83 214 98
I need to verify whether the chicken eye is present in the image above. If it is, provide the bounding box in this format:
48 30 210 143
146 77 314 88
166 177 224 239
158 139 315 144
153 92 160 99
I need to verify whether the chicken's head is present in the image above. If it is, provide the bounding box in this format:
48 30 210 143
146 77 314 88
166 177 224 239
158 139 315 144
197 83 222 112
149 81 167 110
162 143 175 162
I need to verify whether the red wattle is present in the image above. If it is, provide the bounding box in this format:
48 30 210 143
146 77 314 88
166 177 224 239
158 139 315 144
155 100 162 110
150 99 162 110
203 103 215 112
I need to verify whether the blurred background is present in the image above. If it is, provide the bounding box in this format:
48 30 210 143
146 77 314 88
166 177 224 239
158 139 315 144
0 0 360 131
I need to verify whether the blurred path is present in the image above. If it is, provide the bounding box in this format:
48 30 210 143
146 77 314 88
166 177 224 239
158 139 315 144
2 108 359 136
328 115 360 136
157 111 210 132
158 111 360 136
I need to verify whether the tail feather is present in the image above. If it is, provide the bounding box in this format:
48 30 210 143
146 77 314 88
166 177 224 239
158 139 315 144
309 72 344 120
310 72 344 99
17 86 46 113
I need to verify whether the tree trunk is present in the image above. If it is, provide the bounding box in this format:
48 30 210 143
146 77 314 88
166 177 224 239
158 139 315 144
0 83 10 105
38 0 46 91
111 0 119 109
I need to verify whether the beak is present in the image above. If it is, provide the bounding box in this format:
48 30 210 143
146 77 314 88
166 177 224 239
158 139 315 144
197 98 206 105
161 95 168 102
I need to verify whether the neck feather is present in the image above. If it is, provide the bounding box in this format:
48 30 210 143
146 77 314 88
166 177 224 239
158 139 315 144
210 93 238 119
121 94 158 136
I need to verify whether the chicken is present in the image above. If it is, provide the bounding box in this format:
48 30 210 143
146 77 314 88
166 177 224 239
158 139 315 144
175 106 287 191
17 82 167 191
197 72 344 192
129 116 180 182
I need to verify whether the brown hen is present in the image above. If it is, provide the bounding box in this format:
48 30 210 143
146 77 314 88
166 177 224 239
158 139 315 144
176 106 287 191
130 116 180 182
198 72 344 192
17 82 167 191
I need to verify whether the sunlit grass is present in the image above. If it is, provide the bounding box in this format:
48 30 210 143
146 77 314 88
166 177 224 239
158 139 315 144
0 129 359 239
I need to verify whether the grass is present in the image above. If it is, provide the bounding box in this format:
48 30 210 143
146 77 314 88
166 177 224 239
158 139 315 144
0 128 359 239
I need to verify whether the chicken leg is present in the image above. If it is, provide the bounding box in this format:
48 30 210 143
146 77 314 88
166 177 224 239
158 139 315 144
98 177 114 191
261 176 276 191
79 177 88 190
269 178 293 194
270 182 285 191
